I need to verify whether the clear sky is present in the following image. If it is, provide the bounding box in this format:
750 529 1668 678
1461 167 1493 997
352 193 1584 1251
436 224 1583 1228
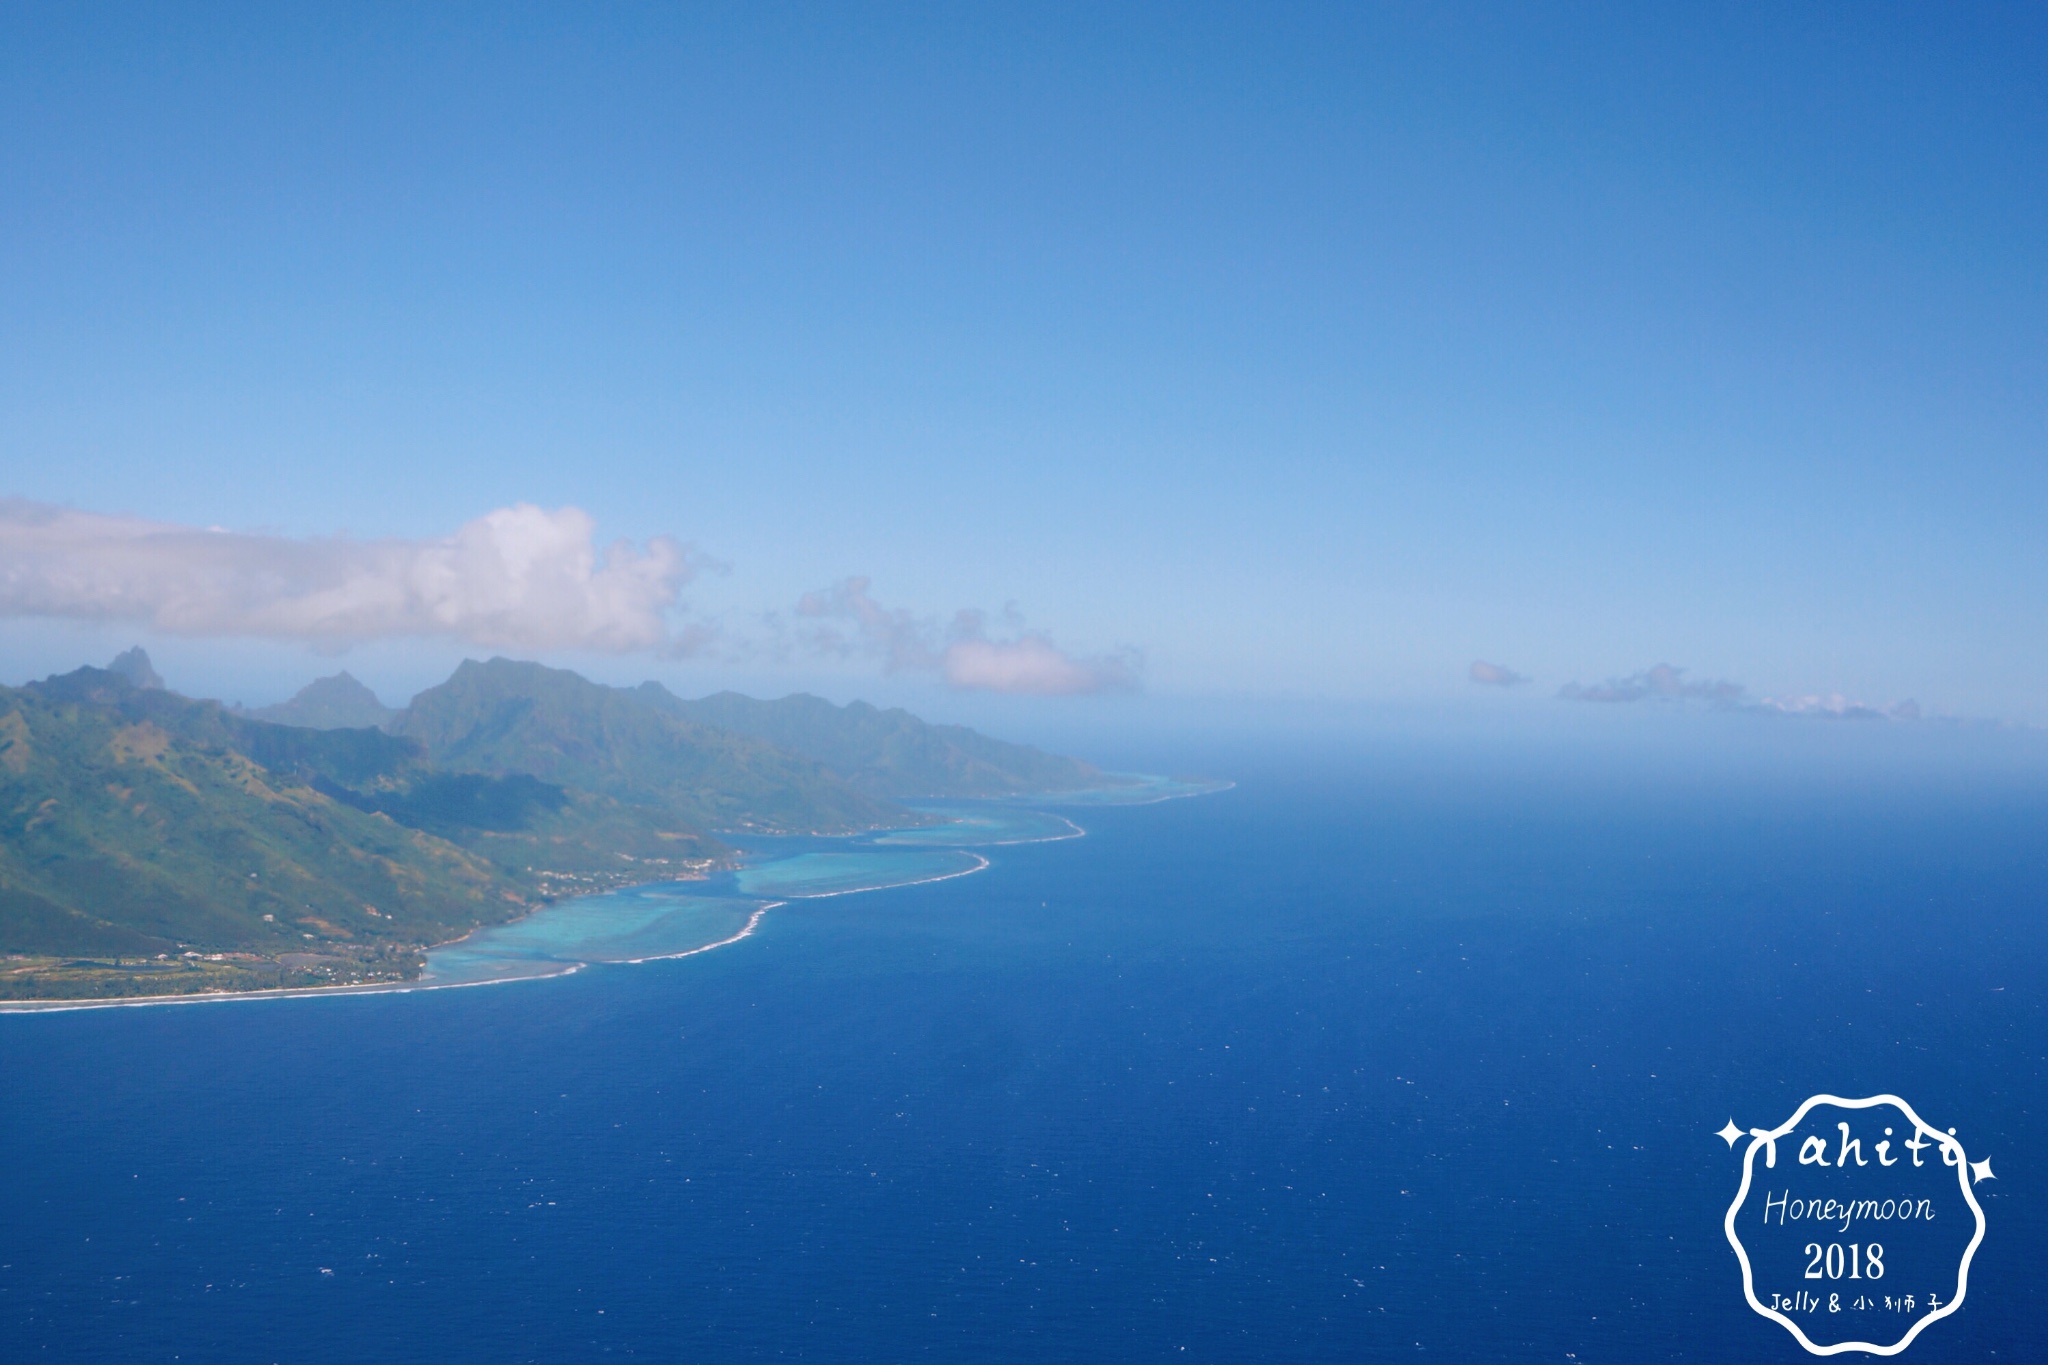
3 4 2045 726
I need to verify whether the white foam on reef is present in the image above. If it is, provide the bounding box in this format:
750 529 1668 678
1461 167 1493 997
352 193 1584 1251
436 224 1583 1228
418 888 770 985
878 806 1084 847
1028 774 1235 807
776 852 989 899
735 849 990 899
615 901 777 963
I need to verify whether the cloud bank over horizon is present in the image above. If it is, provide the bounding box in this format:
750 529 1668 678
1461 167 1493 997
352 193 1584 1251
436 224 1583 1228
794 577 1139 696
1554 662 1928 722
0 500 1135 698
1559 664 1746 706
0 499 697 653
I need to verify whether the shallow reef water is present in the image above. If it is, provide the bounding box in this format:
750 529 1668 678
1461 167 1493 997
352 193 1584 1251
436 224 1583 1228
420 785 1176 987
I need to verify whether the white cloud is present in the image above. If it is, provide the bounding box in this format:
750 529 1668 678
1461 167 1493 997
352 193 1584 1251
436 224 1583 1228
794 575 939 673
0 499 696 653
795 576 1137 695
943 634 1135 695
1468 660 1528 687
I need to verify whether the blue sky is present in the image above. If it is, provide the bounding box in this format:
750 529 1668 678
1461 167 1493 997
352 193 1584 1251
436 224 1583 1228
3 4 2046 724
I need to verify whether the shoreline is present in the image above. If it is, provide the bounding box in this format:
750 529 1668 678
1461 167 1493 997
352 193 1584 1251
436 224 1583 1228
0 851 997 1014
0 899 792 1015
0 779 1222 1015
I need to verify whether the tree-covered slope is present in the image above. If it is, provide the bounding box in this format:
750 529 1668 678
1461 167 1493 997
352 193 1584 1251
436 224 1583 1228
394 659 909 834
649 688 1104 798
0 668 526 966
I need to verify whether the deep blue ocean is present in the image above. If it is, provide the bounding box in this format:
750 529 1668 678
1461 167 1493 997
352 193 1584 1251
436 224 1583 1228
4 733 2043 1361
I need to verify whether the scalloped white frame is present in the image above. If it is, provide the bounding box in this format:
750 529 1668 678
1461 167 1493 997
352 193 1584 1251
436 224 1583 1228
1725 1093 1987 1356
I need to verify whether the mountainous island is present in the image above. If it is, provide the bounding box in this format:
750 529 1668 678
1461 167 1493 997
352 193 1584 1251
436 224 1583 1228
0 652 1104 1001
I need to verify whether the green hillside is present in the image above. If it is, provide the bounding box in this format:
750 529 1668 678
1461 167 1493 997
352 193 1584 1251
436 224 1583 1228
220 697 725 887
650 688 1104 798
0 667 530 997
395 658 909 834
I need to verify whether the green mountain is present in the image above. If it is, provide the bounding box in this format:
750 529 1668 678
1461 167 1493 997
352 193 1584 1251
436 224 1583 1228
245 670 399 730
0 665 530 997
232 708 725 896
394 658 907 834
649 689 1104 798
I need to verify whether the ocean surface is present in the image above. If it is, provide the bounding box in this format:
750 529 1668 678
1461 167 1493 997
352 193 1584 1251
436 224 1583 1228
3 738 2044 1361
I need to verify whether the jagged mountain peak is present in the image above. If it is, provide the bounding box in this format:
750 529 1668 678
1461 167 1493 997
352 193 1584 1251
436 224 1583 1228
106 647 164 691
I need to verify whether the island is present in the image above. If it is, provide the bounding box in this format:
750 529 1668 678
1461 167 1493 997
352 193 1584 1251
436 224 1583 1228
0 651 1115 1002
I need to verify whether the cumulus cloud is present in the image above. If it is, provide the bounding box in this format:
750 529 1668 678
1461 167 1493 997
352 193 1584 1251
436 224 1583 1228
793 575 939 673
1468 660 1528 688
1558 663 1746 705
795 576 1137 695
944 633 1136 695
0 498 697 652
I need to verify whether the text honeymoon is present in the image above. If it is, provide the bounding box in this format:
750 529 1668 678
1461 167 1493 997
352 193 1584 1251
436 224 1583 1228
1759 1191 1936 1232
1753 1120 1949 1232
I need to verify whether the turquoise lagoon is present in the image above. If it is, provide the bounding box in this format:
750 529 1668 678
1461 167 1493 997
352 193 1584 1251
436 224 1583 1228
420 849 983 988
421 885 769 986
420 786 1183 988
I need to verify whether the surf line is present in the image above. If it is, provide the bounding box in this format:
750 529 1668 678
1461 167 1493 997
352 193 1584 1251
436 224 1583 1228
772 852 991 900
619 901 779 964
980 815 1085 845
882 818 1081 848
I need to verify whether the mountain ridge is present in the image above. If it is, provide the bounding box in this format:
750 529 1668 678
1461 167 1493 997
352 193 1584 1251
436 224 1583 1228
394 658 906 835
648 687 1103 798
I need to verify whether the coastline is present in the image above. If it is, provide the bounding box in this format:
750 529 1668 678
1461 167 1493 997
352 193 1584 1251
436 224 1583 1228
0 848 991 1014
0 898 792 1014
0 777 1222 1015
0 962 578 1014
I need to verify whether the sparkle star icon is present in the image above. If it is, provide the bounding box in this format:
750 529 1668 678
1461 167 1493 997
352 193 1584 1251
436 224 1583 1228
1971 1158 1995 1184
1717 1120 1745 1148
